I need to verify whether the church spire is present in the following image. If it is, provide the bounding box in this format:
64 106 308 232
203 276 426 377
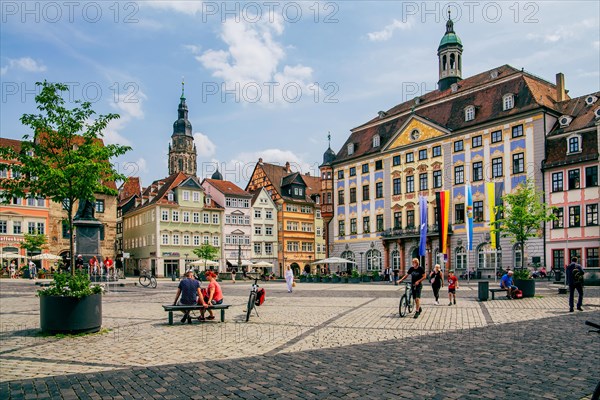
169 81 197 176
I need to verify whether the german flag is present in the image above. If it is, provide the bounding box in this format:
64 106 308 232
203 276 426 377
435 190 450 254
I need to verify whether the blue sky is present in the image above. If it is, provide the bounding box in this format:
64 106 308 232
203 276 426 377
1 1 599 187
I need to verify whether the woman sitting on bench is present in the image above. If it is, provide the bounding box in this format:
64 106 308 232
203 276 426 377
500 270 518 299
199 271 223 321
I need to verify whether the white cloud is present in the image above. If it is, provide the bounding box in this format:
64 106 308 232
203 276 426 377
367 19 413 42
196 14 315 105
526 19 598 43
193 132 217 158
144 1 204 15
593 41 600 50
103 89 147 146
1 57 47 75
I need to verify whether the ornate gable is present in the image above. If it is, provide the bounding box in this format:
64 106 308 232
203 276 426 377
384 116 449 151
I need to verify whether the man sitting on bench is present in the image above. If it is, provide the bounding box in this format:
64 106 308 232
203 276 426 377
500 270 518 300
173 270 202 324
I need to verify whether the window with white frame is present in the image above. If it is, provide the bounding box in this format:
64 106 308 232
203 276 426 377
372 134 380 147
265 243 273 254
567 135 581 154
212 236 219 247
254 209 262 219
265 226 273 235
255 226 262 235
183 211 190 222
465 106 475 121
183 235 190 246
172 210 179 222
347 143 354 155
203 213 209 223
193 192 200 202
161 210 169 221
193 235 200 246
503 94 514 110
172 234 180 245
265 210 273 219
162 234 169 245
193 212 200 223
254 243 262 255
182 191 190 201
212 214 219 224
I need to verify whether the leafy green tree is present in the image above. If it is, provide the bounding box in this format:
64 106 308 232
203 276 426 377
20 233 48 256
495 179 556 270
193 244 219 269
0 81 131 274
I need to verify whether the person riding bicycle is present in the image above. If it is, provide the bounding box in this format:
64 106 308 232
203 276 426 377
398 258 426 318
173 270 202 324
199 270 223 321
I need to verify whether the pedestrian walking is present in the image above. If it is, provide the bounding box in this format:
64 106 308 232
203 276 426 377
231 267 236 284
398 258 426 318
448 270 459 305
566 256 584 312
9 261 16 279
285 265 294 293
429 264 443 305
28 260 37 280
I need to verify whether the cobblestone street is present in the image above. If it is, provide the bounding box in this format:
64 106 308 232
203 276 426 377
1 278 598 399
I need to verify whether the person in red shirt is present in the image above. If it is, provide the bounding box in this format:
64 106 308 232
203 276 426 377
199 270 224 321
104 256 114 276
448 270 459 306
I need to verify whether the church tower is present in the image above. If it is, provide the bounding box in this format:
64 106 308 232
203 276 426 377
319 133 336 257
437 11 463 91
168 81 197 176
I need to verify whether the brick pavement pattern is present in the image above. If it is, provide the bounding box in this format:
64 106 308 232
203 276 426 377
0 279 598 399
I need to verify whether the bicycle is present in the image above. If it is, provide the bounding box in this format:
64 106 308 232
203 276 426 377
585 321 600 400
398 282 415 317
245 273 262 322
138 269 157 288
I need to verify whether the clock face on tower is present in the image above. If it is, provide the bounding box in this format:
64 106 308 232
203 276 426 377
410 129 421 141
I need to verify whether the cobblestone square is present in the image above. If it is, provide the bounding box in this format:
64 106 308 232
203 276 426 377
1 278 599 399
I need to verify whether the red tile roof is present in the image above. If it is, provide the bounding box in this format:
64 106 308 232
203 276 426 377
334 65 566 164
203 178 252 197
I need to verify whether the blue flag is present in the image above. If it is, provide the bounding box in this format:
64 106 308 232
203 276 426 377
419 196 428 256
466 184 473 251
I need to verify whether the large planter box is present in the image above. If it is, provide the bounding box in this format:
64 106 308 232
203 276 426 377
342 277 349 283
350 277 361 283
314 276 322 283
362 276 371 282
331 276 340 283
515 279 535 298
40 293 102 334
372 276 381 282
322 277 331 283
299 276 306 282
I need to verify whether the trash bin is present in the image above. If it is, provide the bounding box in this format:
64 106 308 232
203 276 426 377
478 281 489 301
554 268 562 282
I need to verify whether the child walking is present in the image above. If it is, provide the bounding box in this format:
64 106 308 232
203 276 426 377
448 270 459 305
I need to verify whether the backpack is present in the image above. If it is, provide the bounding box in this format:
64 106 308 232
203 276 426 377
255 288 266 306
572 268 584 285
513 289 523 299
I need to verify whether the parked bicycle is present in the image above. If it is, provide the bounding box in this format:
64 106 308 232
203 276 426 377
138 269 157 288
585 321 600 400
398 282 415 317
245 273 263 322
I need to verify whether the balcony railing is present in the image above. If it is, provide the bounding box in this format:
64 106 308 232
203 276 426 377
382 224 453 239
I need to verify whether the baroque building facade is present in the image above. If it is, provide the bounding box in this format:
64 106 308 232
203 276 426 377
325 16 596 278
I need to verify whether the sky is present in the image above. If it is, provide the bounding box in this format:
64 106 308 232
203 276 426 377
1 1 599 188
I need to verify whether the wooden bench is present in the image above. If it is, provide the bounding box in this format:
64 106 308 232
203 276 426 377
162 304 230 325
489 288 507 300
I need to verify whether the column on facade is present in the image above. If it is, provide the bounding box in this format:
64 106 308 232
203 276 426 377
399 240 406 275
383 241 390 270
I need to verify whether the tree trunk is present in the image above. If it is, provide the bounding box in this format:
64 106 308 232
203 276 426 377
67 203 75 276
521 240 526 270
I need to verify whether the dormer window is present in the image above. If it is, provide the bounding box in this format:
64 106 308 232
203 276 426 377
559 115 572 128
347 143 354 155
585 95 598 106
167 192 174 201
465 106 475 121
372 134 380 148
567 134 581 154
503 94 514 110
594 108 600 119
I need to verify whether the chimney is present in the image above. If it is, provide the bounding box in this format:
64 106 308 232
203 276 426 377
556 73 566 102
285 161 291 173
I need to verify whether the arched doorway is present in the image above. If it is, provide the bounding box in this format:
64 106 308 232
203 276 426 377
340 250 355 274
291 262 300 276
365 249 382 271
